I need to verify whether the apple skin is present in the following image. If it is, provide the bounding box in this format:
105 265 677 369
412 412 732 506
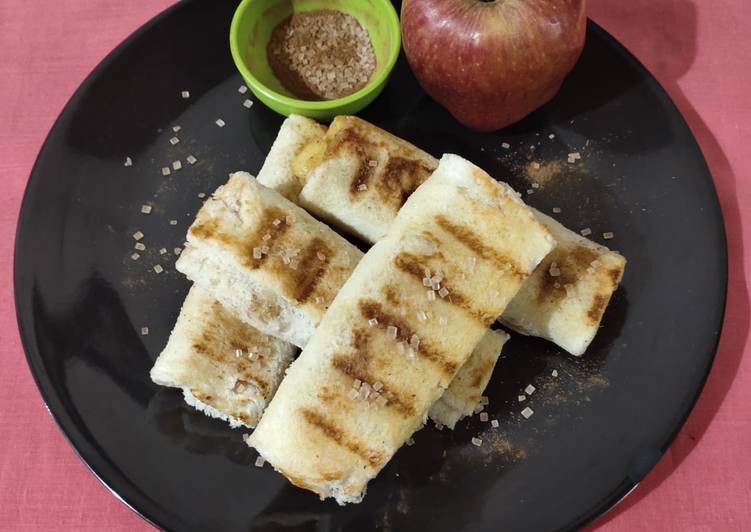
401 0 587 131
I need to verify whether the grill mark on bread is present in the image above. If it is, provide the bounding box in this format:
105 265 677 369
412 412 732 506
378 156 436 208
284 237 332 304
392 252 496 326
608 266 624 286
420 230 442 246
436 215 524 278
392 252 433 280
587 294 609 324
247 207 290 268
469 358 495 389
358 299 458 377
331 330 417 418
188 301 277 398
352 328 369 352
191 335 272 398
325 127 378 195
326 118 436 206
351 158 375 194
190 202 342 306
300 408 383 467
537 245 600 304
188 206 290 269
383 285 401 306
189 217 220 241
327 122 370 155
317 385 338 405
332 357 416 418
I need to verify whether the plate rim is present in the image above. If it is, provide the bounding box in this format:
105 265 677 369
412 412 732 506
12 3 728 530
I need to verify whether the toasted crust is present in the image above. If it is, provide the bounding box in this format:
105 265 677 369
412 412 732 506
247 154 555 504
149 285 296 428
500 209 627 355
256 115 327 202
176 172 363 347
298 116 439 243
428 329 509 429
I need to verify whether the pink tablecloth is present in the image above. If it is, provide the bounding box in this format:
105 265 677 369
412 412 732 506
0 1 749 530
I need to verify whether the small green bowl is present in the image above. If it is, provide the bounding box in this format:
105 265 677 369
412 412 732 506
230 0 401 121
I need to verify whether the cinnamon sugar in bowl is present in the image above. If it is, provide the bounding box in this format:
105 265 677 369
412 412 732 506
230 0 401 120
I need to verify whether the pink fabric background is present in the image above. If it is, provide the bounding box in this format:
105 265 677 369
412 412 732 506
0 0 749 529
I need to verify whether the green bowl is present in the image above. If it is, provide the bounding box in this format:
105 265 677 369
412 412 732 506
230 0 401 121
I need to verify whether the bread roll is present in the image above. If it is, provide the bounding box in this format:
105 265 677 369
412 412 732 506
247 154 555 504
150 285 296 428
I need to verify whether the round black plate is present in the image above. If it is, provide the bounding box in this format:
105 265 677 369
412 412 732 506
14 1 726 531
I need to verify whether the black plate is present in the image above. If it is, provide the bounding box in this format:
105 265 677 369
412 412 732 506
14 1 726 531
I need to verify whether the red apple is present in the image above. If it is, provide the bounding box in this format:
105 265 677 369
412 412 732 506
401 0 587 131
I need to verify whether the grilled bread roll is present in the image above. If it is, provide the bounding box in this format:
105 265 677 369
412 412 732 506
247 154 555 504
150 285 296 428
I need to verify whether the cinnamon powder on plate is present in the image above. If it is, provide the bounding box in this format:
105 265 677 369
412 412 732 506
267 9 376 101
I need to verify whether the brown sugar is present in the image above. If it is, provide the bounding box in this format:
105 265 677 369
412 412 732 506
267 10 376 101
